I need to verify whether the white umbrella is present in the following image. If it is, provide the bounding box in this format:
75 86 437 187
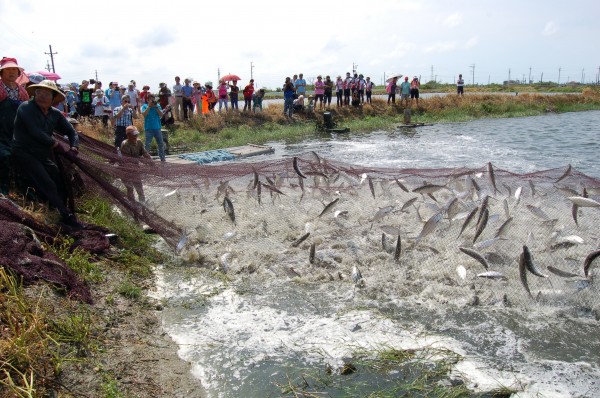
386 73 403 83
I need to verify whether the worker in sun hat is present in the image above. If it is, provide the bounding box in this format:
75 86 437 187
0 57 30 195
119 125 152 202
12 80 83 228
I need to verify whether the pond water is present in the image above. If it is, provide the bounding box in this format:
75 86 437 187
150 110 600 397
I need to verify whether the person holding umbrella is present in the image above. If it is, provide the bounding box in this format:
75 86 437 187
0 57 30 195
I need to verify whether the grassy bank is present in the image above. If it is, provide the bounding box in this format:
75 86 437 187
102 88 600 153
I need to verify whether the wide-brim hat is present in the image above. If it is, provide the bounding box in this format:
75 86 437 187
0 57 24 73
26 80 66 103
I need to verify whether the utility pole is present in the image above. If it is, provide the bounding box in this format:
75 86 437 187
540 72 543 83
250 62 254 80
558 67 561 85
528 66 532 84
581 68 585 84
217 67 221 82
508 68 511 83
95 70 98 81
430 65 434 82
352 62 358 74
45 61 52 72
488 75 490 85
469 64 475 85
44 45 57 73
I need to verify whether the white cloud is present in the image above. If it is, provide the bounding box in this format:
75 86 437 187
465 36 479 49
389 42 417 58
443 13 463 28
542 21 558 36
424 41 458 53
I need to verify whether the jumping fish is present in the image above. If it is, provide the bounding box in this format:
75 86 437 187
334 210 348 219
547 266 580 278
318 198 340 218
555 164 572 183
459 247 490 270
503 198 510 219
555 185 579 197
567 196 600 208
456 265 467 280
368 176 376 199
175 232 188 253
352 265 363 287
413 183 447 195
220 253 231 273
487 162 498 195
292 232 310 247
473 236 504 250
514 186 523 204
394 178 409 192
309 243 316 264
583 249 600 277
521 245 548 278
495 217 513 238
381 225 400 236
477 195 490 226
526 204 550 220
502 183 512 197
252 167 259 189
371 206 394 224
223 196 236 224
472 208 489 243
518 251 533 299
444 197 460 221
257 181 262 205
458 206 479 238
401 197 418 212
261 182 286 196
293 157 307 179
164 189 178 197
394 235 401 262
529 180 536 197
417 211 443 242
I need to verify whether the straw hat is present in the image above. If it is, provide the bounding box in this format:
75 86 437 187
125 126 139 136
26 80 66 103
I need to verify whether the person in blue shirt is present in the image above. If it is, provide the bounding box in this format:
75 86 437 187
294 73 306 97
181 78 194 120
283 77 295 118
141 93 167 161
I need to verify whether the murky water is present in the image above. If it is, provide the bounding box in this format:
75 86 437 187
150 111 600 397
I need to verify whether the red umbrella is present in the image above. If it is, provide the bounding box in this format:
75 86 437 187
35 70 61 81
221 73 241 82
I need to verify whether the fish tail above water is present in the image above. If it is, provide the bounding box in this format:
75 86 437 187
555 164 572 183
583 249 600 277
293 156 307 179
487 162 498 195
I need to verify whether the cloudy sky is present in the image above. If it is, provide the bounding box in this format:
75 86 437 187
2 0 598 90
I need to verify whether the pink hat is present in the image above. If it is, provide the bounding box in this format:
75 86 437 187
0 57 24 72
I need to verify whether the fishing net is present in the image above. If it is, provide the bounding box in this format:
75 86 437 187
3 131 600 309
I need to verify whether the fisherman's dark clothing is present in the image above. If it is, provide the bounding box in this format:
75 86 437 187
12 99 79 221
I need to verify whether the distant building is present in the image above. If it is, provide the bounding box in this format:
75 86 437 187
503 80 521 85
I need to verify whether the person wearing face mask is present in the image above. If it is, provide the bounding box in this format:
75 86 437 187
0 57 29 195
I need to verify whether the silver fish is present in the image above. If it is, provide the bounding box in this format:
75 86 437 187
394 178 409 192
477 271 507 280
503 198 510 219
412 184 447 195
555 185 579 197
472 208 489 244
555 164 572 183
257 180 262 205
223 196 236 224
458 206 478 238
459 247 490 270
487 162 498 195
473 236 503 250
502 183 512 197
175 233 188 253
309 243 316 264
567 196 600 208
394 235 401 262
380 225 401 236
583 249 600 277
518 251 533 299
547 266 580 278
522 245 548 278
293 157 307 179
371 206 394 223
514 186 522 204
334 210 348 219
318 198 340 218
261 182 285 196
220 253 232 273
352 265 363 287
368 176 376 199
444 197 460 221
252 167 259 189
526 204 549 220
477 195 490 226
401 197 418 212
292 232 310 247
529 180 536 197
495 217 513 238
417 211 443 242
